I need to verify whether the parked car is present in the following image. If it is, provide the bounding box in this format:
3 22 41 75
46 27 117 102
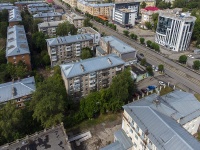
133 93 139 97
141 88 147 93
148 85 157 90
159 81 166 86
155 67 158 72
136 90 143 96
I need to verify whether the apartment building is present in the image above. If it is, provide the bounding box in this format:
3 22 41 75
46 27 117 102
141 6 159 24
46 34 94 66
0 77 36 108
0 3 13 7
65 12 84 28
96 36 137 64
15 1 45 10
155 9 196 52
0 5 18 11
112 2 140 21
38 20 65 37
8 8 22 27
78 27 101 44
60 54 125 100
115 0 155 7
113 8 136 27
101 90 200 150
33 12 62 22
6 25 31 70
27 3 49 9
77 0 114 17
28 6 54 14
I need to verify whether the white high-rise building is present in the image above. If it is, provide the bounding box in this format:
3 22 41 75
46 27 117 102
155 10 196 52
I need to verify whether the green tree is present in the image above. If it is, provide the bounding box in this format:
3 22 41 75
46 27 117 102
179 55 187 64
30 67 67 128
130 33 135 39
15 61 29 78
21 11 33 32
154 43 160 52
0 49 6 64
0 9 8 22
32 19 43 33
56 21 77 36
140 38 145 44
145 22 152 30
123 30 129 36
146 40 152 47
152 13 159 31
80 47 92 60
146 66 154 76
141 1 147 8
32 32 47 52
140 58 146 66
0 22 8 38
41 50 50 66
158 64 164 72
134 34 138 40
193 60 200 70
173 0 187 8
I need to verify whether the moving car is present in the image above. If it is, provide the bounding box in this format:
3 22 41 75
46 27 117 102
159 81 166 86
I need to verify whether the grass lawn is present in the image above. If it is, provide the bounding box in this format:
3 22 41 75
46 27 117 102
66 112 121 132
160 86 173 96
194 94 200 101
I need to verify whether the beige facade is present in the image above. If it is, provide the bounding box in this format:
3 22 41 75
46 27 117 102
115 0 155 7
46 34 94 66
141 9 159 24
66 12 84 28
60 54 125 101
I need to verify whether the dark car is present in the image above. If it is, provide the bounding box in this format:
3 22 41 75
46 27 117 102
136 90 143 96
133 93 139 97
141 88 147 94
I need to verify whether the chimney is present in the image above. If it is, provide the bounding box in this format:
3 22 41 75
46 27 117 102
107 58 112 65
107 41 110 54
12 87 16 97
80 64 84 72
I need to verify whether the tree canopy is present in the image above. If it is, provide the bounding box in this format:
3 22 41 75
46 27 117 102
56 21 77 36
193 60 200 70
179 55 187 64
80 47 93 60
141 1 147 8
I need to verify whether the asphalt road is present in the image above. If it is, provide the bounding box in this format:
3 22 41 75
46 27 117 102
53 0 200 94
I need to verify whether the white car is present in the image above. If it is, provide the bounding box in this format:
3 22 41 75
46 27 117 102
159 81 166 86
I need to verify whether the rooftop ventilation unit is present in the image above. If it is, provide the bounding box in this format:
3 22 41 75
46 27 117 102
107 58 112 65
80 64 85 72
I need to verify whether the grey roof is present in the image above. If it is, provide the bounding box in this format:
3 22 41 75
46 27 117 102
46 34 93 46
6 25 30 57
67 12 84 20
28 6 54 14
123 91 200 150
100 141 124 150
96 46 106 55
0 3 13 6
0 77 36 103
131 65 146 75
60 54 125 78
88 3 114 7
0 5 17 11
0 124 72 150
9 8 22 22
15 1 45 5
27 3 48 8
33 12 62 18
38 20 65 28
101 36 136 54
79 27 99 34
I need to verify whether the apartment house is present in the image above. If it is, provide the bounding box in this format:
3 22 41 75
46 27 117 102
0 77 36 108
15 1 45 10
38 20 64 37
27 3 49 9
0 5 18 11
66 12 85 28
0 124 72 150
115 0 155 7
78 27 101 44
101 90 200 150
141 6 159 24
60 54 125 100
113 8 136 27
6 25 31 70
0 3 13 7
46 34 94 66
33 12 62 22
9 8 22 27
28 6 55 14
96 36 137 65
155 9 196 52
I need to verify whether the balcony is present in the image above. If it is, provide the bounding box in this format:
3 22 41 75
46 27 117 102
66 46 71 51
89 79 96 84
74 78 80 83
89 83 96 87
51 49 56 55
51 56 57 61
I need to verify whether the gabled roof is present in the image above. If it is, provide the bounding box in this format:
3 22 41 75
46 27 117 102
144 6 159 11
27 3 48 8
0 77 36 103
123 91 200 150
28 6 54 13
9 8 22 22
60 54 125 78
46 34 93 46
6 25 30 57
0 3 13 7
101 36 136 54
15 1 45 5
33 12 62 18
88 3 114 7
0 6 17 11
38 20 65 28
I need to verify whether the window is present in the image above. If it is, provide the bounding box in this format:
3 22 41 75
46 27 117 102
136 125 139 132
135 134 138 140
13 56 16 59
130 128 133 133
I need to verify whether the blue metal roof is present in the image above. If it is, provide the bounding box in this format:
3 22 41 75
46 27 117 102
0 77 36 103
33 12 62 18
9 8 22 22
28 6 54 14
0 5 17 11
6 25 30 57
88 3 114 7
101 36 136 54
60 54 125 78
46 34 93 46
27 3 48 7
100 141 124 150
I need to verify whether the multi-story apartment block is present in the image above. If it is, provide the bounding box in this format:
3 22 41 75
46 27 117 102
101 90 200 150
28 6 55 14
0 3 13 7
6 25 31 70
96 36 137 64
0 77 36 108
155 10 196 52
60 54 125 100
27 3 49 9
77 0 114 17
113 8 136 27
15 1 45 10
9 8 22 27
46 34 94 66
38 20 65 37
115 0 155 7
33 12 62 22
141 6 159 24
112 2 140 21
63 0 77 8
66 12 85 28
0 5 18 11
78 27 101 44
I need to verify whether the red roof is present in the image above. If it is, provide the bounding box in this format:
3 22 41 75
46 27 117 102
144 6 159 11
46 0 53 3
